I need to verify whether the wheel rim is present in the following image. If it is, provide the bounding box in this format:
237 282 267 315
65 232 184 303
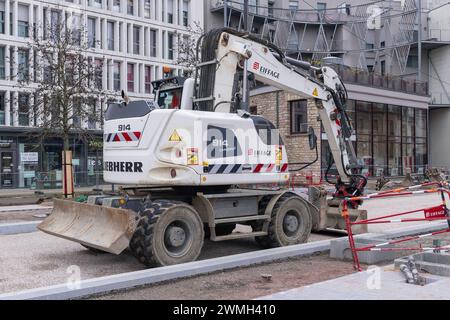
163 220 193 257
282 210 301 237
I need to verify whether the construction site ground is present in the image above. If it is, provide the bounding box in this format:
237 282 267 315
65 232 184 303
89 253 355 300
0 191 448 298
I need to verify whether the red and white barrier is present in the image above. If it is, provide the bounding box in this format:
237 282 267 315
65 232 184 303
342 181 450 271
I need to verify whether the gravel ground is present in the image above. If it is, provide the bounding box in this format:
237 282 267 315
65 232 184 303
0 229 337 294
89 253 355 300
360 193 443 233
0 192 445 295
0 204 52 223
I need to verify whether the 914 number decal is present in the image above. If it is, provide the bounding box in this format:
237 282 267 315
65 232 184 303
118 124 131 131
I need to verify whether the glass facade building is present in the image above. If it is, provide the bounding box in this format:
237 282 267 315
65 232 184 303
322 100 428 177
0 134 103 189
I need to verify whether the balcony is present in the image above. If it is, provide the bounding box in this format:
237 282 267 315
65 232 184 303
329 64 429 96
426 29 450 43
430 92 450 105
211 0 352 24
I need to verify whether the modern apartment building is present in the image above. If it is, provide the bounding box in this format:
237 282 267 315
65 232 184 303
206 0 434 180
0 0 203 188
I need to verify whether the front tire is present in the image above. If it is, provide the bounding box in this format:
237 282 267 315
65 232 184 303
130 200 204 267
255 193 312 248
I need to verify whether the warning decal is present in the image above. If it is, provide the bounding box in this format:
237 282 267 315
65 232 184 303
169 130 182 142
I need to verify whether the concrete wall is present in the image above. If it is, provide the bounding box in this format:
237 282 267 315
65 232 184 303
429 45 450 105
429 108 450 168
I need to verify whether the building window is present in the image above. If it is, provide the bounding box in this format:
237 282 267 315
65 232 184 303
87 17 96 48
290 100 307 134
107 21 114 50
50 10 61 40
289 1 298 11
317 2 327 11
127 0 134 15
93 0 102 8
113 0 120 12
87 98 96 129
17 49 29 81
339 100 429 177
0 46 4 79
94 59 103 89
150 29 157 57
145 66 152 93
167 0 173 23
72 97 82 128
144 0 151 18
167 33 174 60
182 1 189 26
372 104 387 176
268 1 274 17
113 62 121 91
407 55 418 68
249 0 258 14
18 5 29 37
127 63 134 92
0 2 4 34
71 15 81 45
0 91 5 125
18 93 29 126
338 3 350 15
133 26 140 54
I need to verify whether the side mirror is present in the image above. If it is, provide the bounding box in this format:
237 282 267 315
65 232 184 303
121 90 129 105
308 127 318 150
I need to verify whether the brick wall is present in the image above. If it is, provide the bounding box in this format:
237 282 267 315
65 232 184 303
250 90 322 184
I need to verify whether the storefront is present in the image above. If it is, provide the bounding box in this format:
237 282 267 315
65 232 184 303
321 100 428 177
0 131 103 189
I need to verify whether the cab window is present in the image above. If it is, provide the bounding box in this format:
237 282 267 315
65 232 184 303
157 88 183 109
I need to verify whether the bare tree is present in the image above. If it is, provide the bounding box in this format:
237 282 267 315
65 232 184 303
175 22 204 77
15 14 105 151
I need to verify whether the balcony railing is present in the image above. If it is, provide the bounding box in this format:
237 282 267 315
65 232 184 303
211 0 353 24
427 29 450 42
329 64 428 96
430 92 450 105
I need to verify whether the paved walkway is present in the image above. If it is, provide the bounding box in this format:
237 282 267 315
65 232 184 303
0 185 116 198
258 265 450 300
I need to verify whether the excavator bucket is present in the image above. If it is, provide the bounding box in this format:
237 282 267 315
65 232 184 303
38 199 137 254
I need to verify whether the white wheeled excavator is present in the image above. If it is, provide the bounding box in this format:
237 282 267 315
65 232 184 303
39 28 368 267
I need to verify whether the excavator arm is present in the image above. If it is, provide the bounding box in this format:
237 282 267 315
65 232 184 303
194 28 366 198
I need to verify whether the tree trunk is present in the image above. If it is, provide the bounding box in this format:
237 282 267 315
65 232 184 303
63 135 70 151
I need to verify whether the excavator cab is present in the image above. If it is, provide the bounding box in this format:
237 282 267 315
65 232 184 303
151 76 196 111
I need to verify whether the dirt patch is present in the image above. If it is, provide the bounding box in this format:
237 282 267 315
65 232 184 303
90 253 355 300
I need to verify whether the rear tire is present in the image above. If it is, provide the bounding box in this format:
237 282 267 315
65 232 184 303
255 193 312 249
130 200 204 267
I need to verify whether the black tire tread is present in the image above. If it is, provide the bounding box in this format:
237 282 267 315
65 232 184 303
255 193 311 249
129 200 184 267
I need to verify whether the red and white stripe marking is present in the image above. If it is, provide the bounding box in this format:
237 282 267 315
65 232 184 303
105 132 142 142
253 163 288 173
